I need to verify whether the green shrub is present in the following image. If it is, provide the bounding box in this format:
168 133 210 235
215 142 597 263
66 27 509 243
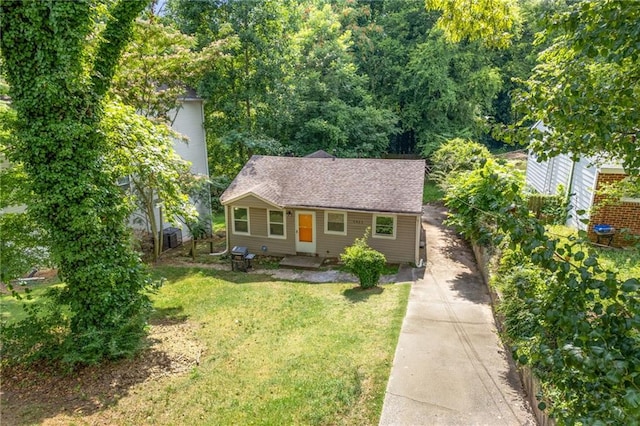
526 184 569 225
492 244 549 350
340 229 386 289
430 138 492 185
443 158 524 246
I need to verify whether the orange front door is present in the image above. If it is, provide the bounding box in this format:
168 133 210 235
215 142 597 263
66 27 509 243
298 213 313 242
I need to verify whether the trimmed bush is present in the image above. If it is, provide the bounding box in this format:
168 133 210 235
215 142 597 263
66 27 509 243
341 229 386 289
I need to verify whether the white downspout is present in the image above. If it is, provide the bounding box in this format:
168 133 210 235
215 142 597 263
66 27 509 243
415 214 423 267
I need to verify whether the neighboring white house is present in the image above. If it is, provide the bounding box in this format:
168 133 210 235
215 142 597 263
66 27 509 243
2 92 211 244
127 90 211 242
525 121 639 245
526 151 608 230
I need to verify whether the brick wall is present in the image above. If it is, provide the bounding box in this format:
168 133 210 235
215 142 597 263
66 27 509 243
588 173 640 246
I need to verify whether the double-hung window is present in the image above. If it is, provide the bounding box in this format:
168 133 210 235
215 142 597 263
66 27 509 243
373 214 396 239
325 211 347 235
268 210 285 238
233 207 250 234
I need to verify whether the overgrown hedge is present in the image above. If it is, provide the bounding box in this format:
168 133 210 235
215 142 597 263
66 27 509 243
443 157 640 424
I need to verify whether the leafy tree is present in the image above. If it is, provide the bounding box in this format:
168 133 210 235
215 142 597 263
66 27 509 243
110 17 220 260
112 17 223 122
518 1 640 174
102 101 197 262
425 0 522 48
345 0 505 155
0 0 153 365
398 35 502 156
284 2 398 156
168 0 291 181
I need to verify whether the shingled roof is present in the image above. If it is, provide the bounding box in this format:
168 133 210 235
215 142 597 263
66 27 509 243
220 155 425 214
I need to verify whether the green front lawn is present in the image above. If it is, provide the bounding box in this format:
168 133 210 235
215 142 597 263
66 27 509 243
2 266 410 425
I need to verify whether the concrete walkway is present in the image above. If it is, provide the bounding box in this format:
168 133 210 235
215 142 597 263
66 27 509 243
379 205 535 426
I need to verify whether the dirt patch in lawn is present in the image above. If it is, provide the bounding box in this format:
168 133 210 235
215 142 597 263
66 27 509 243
0 319 204 426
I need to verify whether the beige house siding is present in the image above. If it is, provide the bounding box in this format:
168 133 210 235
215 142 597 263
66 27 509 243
226 201 419 263
369 214 419 263
226 202 295 255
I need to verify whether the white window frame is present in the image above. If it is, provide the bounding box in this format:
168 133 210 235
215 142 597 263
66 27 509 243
232 206 250 235
117 175 131 190
324 211 347 235
372 214 396 239
267 209 286 239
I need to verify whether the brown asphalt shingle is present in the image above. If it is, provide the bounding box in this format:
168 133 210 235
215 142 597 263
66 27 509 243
220 155 425 214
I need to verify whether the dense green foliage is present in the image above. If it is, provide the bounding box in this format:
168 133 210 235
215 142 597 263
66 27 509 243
430 138 492 185
444 156 640 424
526 191 568 225
340 230 387 289
165 0 540 174
519 1 640 174
0 1 153 366
444 158 524 246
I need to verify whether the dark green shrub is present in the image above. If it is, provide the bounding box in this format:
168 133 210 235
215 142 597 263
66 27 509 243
430 138 492 185
340 229 386 289
443 158 524 246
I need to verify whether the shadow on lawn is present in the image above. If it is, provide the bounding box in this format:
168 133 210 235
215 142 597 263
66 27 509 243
153 265 274 285
1 310 199 426
150 306 189 324
342 285 384 303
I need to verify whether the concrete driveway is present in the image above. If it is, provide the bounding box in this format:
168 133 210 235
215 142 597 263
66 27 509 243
379 204 536 425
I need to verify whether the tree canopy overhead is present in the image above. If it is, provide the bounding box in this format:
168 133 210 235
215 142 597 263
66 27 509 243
520 0 640 173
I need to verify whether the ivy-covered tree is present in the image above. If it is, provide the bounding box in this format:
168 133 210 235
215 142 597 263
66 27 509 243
0 0 152 365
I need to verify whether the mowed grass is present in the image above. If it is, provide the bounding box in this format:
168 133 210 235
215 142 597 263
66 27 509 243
1 266 409 425
127 267 409 424
0 281 63 323
423 178 444 203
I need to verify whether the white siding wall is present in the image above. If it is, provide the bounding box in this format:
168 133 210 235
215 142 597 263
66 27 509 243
168 99 211 238
566 157 598 230
525 152 573 195
524 152 549 194
168 99 209 178
132 98 211 240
